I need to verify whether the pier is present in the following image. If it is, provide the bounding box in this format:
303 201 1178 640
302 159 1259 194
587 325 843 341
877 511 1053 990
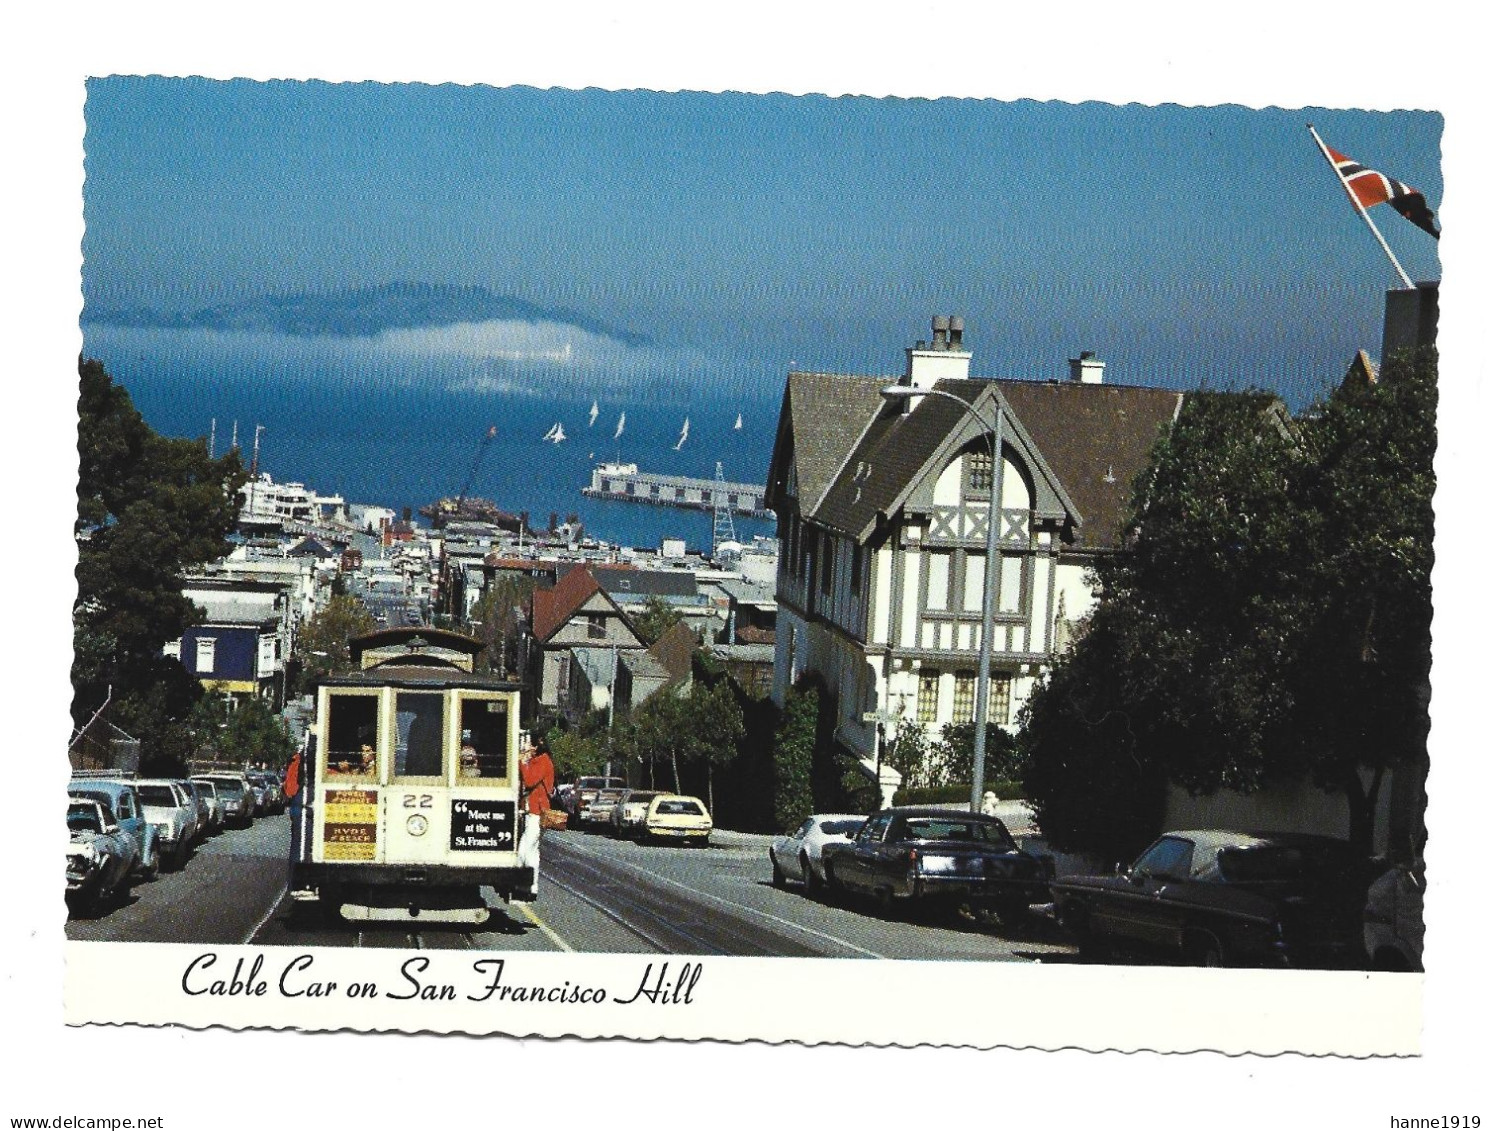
582 463 773 518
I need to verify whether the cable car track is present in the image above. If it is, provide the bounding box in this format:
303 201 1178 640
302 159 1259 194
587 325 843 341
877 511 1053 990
541 837 869 958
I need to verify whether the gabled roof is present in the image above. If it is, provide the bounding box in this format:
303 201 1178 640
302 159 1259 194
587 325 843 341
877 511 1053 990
530 565 602 643
766 372 890 515
647 621 696 687
810 378 1080 542
994 380 1184 551
775 367 1185 552
288 536 336 559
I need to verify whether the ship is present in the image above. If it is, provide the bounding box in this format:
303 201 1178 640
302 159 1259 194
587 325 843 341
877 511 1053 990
581 462 773 518
419 496 528 532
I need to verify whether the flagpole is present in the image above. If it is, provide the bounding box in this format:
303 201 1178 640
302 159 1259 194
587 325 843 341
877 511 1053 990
1308 124 1415 289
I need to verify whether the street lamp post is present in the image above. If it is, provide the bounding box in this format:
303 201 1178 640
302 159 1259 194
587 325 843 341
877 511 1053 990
880 383 1004 812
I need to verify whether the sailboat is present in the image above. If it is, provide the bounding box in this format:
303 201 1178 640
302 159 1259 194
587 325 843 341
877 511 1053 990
550 423 567 444
673 417 690 452
734 413 743 431
614 412 626 441
541 422 559 441
588 400 600 427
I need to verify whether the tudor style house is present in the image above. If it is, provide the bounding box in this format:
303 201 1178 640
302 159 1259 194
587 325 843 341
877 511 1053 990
765 316 1184 776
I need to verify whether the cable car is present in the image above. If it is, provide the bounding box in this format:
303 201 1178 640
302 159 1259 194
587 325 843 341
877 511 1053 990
289 627 535 926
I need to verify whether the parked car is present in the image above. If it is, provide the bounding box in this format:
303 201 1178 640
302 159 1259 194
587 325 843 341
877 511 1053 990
1363 858 1425 972
65 797 137 913
172 778 215 841
820 807 1047 922
1051 830 1379 968
770 813 866 898
247 771 284 815
567 775 627 824
187 778 225 835
133 779 200 869
610 790 665 838
583 787 627 830
244 773 270 815
642 794 713 846
67 778 160 881
193 773 255 829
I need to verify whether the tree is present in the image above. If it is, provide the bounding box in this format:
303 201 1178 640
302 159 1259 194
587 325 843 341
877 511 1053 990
886 717 934 791
469 574 536 675
631 595 684 646
294 593 378 687
772 680 819 832
674 678 745 814
1022 353 1434 856
217 700 293 768
937 721 1024 786
74 358 246 768
545 718 611 781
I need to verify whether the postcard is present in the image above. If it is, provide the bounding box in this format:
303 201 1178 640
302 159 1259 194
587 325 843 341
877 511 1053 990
11 9 1484 1128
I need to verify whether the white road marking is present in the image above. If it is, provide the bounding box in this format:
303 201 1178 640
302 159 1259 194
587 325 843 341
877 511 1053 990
242 883 288 945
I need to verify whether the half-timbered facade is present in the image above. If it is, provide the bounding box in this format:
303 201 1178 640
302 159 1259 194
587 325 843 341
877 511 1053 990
765 316 1184 772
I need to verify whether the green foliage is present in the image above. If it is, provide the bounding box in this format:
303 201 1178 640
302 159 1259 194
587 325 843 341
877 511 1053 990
895 780 1027 806
469 575 536 675
74 358 246 761
1022 354 1436 855
772 681 819 832
545 719 612 780
294 593 378 688
614 678 744 807
886 717 934 790
220 698 296 769
1019 611 1169 861
937 721 1025 785
631 595 684 647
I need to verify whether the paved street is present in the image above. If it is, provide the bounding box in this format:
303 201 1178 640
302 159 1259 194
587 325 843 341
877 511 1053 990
67 815 1077 962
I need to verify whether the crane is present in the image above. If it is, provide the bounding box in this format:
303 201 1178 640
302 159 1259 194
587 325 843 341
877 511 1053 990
456 425 498 513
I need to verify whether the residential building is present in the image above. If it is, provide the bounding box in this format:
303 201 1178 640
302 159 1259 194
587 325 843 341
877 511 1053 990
525 565 646 715
166 577 293 709
765 315 1184 776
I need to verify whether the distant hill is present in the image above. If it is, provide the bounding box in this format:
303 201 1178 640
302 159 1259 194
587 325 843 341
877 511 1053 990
83 283 652 347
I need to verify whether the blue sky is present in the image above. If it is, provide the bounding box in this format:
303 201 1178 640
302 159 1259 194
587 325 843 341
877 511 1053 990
82 78 1442 406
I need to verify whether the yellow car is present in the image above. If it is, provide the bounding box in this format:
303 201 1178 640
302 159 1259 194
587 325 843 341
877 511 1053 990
643 794 713 847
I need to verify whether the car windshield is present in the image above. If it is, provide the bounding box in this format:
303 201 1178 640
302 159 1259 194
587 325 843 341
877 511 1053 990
820 820 864 837
67 804 102 832
1215 843 1357 883
211 780 245 797
903 818 1013 846
137 786 179 807
192 781 218 798
70 790 111 812
656 799 703 816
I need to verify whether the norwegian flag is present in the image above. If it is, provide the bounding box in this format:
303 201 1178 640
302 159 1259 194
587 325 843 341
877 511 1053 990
1327 146 1439 239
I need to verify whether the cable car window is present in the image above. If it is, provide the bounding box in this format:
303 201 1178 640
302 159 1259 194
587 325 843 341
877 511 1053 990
394 691 446 779
457 697 510 781
326 693 379 777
